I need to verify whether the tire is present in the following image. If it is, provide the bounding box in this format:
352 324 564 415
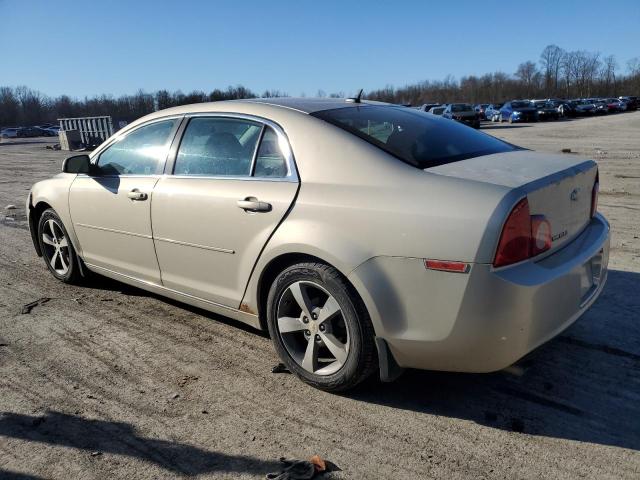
266 262 377 392
37 208 83 284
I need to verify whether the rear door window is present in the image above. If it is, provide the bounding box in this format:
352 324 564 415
174 117 262 176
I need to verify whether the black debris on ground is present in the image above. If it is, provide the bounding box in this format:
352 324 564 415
20 297 51 314
271 363 290 374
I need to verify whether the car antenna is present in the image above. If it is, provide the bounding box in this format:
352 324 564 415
346 89 364 103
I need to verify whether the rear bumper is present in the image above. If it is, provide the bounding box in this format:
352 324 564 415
349 214 610 372
455 118 480 127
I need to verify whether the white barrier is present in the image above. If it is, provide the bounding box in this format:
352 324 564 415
58 116 114 146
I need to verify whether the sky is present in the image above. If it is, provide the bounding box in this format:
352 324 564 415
1 0 639 99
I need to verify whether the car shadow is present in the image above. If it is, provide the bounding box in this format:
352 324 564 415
349 269 640 451
81 268 640 452
0 411 280 476
84 273 267 336
0 470 47 480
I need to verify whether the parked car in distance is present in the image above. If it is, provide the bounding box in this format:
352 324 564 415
474 104 489 120
27 98 609 392
484 103 503 122
36 126 57 137
499 100 538 123
428 106 446 115
551 100 577 118
1 127 20 138
618 96 638 110
532 101 559 121
442 103 480 128
605 98 625 112
573 99 596 116
417 103 442 112
17 127 42 138
587 99 609 115
45 126 61 136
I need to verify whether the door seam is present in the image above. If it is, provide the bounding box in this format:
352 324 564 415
149 177 165 286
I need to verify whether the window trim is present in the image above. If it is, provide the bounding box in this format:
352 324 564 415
166 112 298 183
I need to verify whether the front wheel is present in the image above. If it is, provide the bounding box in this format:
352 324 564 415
37 209 83 284
266 262 377 392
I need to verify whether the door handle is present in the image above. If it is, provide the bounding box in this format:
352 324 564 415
127 189 148 201
237 197 271 212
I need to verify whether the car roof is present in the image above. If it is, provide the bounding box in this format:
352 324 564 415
239 97 393 113
133 98 399 125
112 97 406 141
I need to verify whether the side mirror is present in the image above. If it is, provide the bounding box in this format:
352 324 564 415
62 154 91 174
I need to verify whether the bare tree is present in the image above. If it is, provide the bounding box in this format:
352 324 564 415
601 55 618 95
0 87 20 126
540 45 565 96
515 61 538 98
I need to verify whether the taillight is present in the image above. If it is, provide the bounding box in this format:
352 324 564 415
493 198 553 268
493 198 532 268
531 215 552 255
591 170 599 217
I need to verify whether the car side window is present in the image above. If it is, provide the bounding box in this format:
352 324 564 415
253 127 288 178
174 117 262 176
96 119 177 175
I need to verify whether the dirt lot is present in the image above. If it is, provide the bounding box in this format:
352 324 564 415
0 113 639 479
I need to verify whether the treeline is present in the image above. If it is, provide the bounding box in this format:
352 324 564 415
367 45 640 105
0 85 283 127
1 44 639 127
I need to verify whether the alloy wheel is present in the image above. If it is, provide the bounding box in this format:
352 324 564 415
276 281 350 375
41 219 70 276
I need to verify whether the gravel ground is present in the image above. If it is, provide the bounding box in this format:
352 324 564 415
0 114 639 479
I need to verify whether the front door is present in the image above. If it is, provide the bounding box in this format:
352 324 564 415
151 116 298 307
69 118 181 283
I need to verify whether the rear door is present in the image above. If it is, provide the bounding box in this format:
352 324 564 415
151 115 299 308
69 117 181 283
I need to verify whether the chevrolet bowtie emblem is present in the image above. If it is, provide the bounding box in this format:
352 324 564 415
570 188 580 201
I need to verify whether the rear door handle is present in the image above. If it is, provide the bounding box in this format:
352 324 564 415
127 189 148 201
237 197 271 212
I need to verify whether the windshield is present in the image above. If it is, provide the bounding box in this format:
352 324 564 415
451 104 473 112
511 101 531 108
311 105 516 169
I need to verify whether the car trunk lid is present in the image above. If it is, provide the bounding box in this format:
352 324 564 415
427 150 597 254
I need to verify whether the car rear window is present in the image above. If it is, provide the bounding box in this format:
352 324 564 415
311 105 516 169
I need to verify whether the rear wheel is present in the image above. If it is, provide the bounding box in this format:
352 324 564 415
266 262 377 392
37 209 83 284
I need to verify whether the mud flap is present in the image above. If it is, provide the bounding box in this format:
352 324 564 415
375 337 405 382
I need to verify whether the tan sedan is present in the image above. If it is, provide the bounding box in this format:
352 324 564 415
27 98 609 391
